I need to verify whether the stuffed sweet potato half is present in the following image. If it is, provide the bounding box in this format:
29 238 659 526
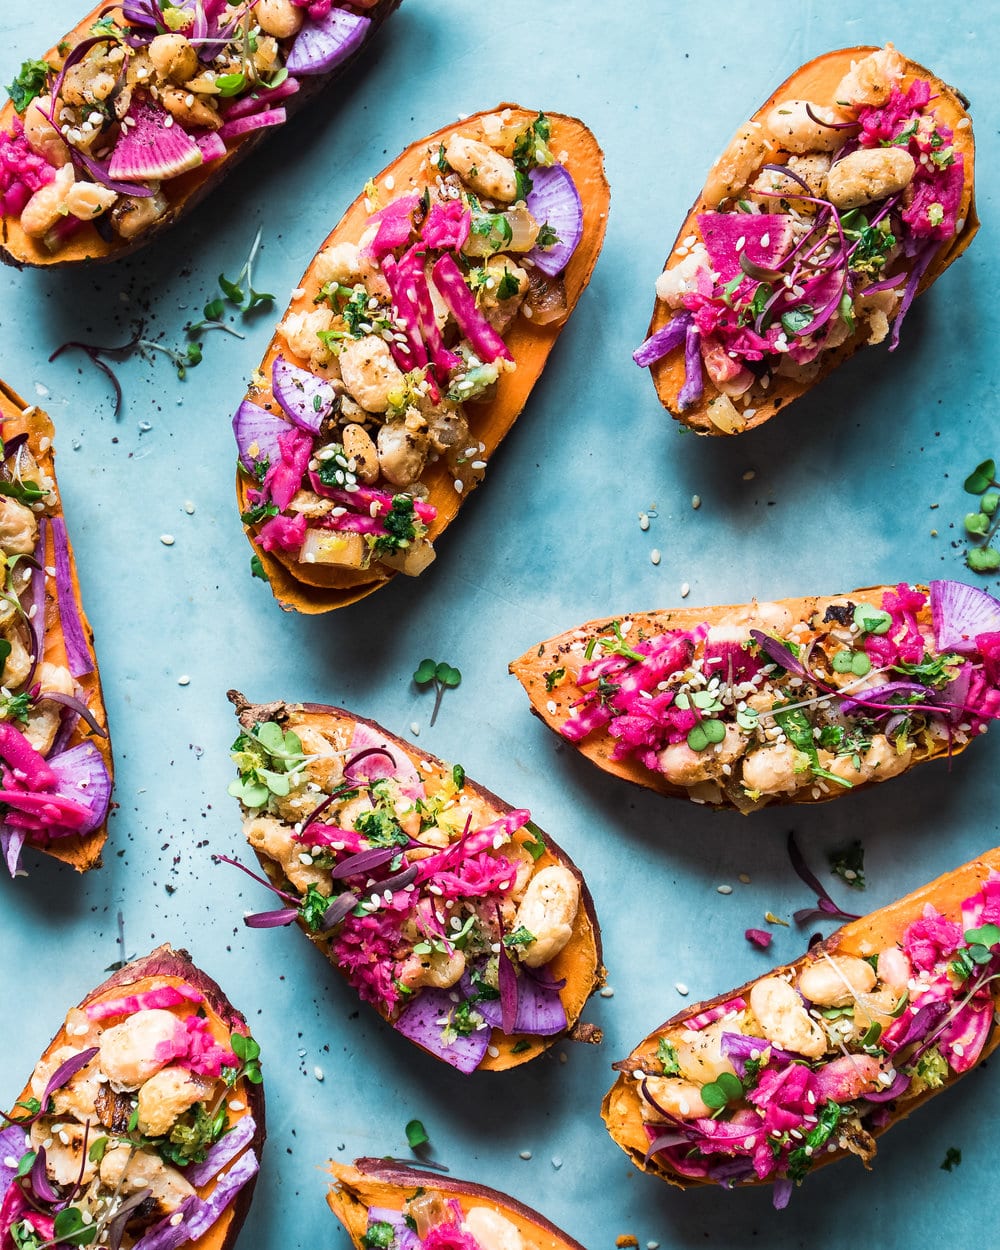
634 44 977 434
224 692 604 1072
603 848 1000 1204
329 1159 586 1250
0 379 112 876
510 580 1000 813
0 0 399 267
233 105 609 612
0 945 265 1250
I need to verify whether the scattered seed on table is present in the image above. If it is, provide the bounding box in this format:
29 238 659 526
183 501 195 515
600 986 615 999
680 582 690 598
742 469 756 481
717 884 733 895
691 494 701 509
675 982 689 996
739 872 751 884
160 534 175 546
639 512 650 530
519 1150 532 1160
650 549 661 566
410 722 420 736
314 1066 324 1082
177 675 191 687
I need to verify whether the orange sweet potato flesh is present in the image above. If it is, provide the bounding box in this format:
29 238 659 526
6 944 265 1248
646 46 978 434
329 1160 587 1250
510 585 971 812
602 847 1000 1190
238 104 610 613
229 692 605 1071
0 378 113 871
0 1 400 269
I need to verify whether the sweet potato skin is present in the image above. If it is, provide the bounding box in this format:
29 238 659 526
0 0 401 269
238 104 609 613
228 692 604 1071
6 944 265 1250
510 584 970 812
602 848 1000 1190
645 46 978 434
328 1159 587 1250
0 378 113 872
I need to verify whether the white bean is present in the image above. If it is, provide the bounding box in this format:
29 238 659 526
826 148 915 210
749 976 826 1058
513 865 580 968
797 954 876 1007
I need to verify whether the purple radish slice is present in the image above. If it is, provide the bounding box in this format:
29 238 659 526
217 107 287 144
286 8 371 76
51 516 93 679
47 741 113 835
108 97 202 182
473 969 567 1036
525 164 583 276
271 355 337 432
233 400 288 472
393 987 492 1073
930 580 1000 654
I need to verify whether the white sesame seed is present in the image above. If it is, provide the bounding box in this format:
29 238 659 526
675 982 689 996
691 494 701 509
177 675 191 686
314 1066 324 1081
742 470 755 482
170 1213 184 1227
599 986 615 998
650 549 661 566
546 699 557 715
228 1099 246 1111
717 884 732 895
298 853 313 866
739 872 751 884
680 582 690 598
160 534 175 546
487 1045 500 1057
639 512 650 530
183 500 195 514
519 1150 532 1160
454 479 464 493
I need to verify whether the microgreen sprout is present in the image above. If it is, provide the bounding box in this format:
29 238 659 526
828 840 866 890
218 227 275 315
700 1071 744 1111
940 1146 962 1172
962 458 1000 572
405 1119 429 1149
656 1037 680 1076
229 720 308 808
413 659 462 726
223 1032 263 1087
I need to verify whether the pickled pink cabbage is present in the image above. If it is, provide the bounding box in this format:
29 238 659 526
263 427 313 511
902 905 963 971
0 120 54 216
421 200 471 251
257 512 307 552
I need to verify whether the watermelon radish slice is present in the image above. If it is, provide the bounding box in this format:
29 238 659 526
931 580 1000 654
233 400 287 473
286 8 371 76
526 165 583 276
108 96 203 182
271 355 337 433
696 212 795 284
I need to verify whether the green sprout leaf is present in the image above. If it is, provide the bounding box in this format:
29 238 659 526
413 658 437 685
967 546 1000 573
405 1118 429 1149
982 490 1000 517
966 511 991 537
413 658 461 725
964 459 996 494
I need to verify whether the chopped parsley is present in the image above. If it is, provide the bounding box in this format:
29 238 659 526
363 1221 397 1250
656 1037 680 1077
543 667 565 692
7 58 51 114
373 494 418 556
535 222 560 250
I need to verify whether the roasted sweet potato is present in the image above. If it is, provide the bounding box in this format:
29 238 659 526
226 691 604 1072
329 1159 587 1250
510 579 1000 812
634 45 977 434
0 378 112 875
603 848 1000 1202
0 944 265 1249
0 0 399 267
233 104 609 612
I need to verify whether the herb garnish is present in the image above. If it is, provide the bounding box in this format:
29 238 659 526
229 721 308 808
940 1146 962 1172
6 58 51 114
373 495 419 556
405 1118 429 1149
962 457 1000 572
222 1031 263 1086
656 1037 680 1077
413 659 462 726
828 840 865 889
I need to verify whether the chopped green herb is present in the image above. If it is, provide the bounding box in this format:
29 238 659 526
373 494 419 556
363 1222 397 1250
511 1039 533 1054
7 58 51 113
656 1037 680 1077
543 667 565 692
503 925 536 949
535 222 560 250
780 305 814 336
512 113 554 173
452 764 465 790
250 553 268 581
522 823 546 862
828 840 865 889
940 1146 962 1172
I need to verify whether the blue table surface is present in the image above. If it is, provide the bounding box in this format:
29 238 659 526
2 3 999 1247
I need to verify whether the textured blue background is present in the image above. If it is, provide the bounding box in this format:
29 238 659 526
1 3 999 1247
